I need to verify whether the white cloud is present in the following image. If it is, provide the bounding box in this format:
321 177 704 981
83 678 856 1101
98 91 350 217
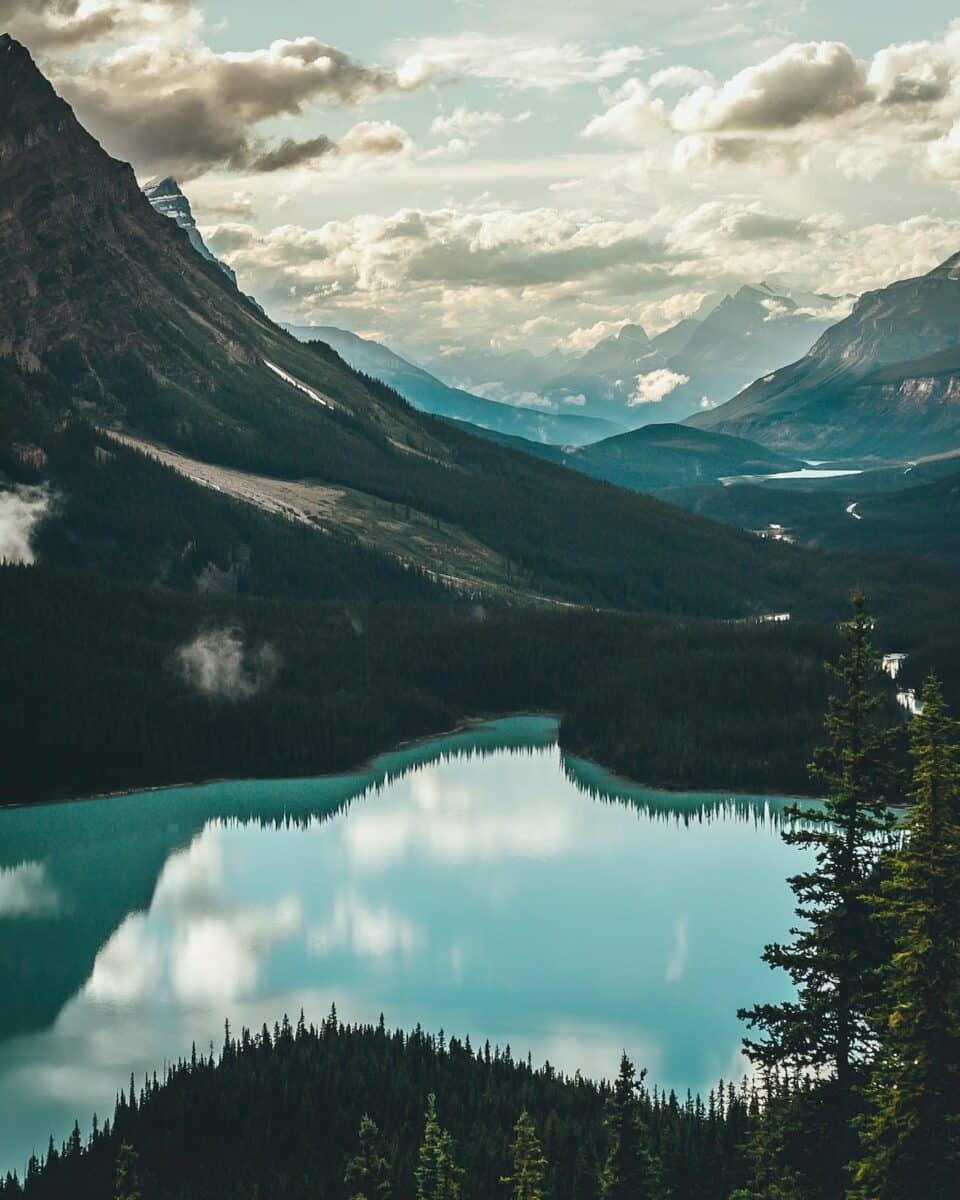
86 915 163 1005
175 627 280 702
0 861 59 916
0 484 55 565
308 893 421 959
629 368 690 405
395 34 654 90
671 42 871 132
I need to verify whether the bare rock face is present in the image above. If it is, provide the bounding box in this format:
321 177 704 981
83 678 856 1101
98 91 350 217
144 177 238 286
0 34 262 421
689 253 960 458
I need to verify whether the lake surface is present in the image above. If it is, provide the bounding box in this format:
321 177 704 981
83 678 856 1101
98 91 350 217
0 717 807 1178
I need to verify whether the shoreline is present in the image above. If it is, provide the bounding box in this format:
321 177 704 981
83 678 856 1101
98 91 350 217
1 708 824 813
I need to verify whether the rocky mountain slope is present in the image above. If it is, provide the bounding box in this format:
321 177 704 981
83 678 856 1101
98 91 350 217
0 33 820 618
689 257 960 458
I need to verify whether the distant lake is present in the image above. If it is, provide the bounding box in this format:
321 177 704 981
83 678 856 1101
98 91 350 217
0 717 807 1178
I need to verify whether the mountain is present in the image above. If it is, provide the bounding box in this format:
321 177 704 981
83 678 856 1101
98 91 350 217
144 177 237 285
547 424 804 493
689 257 960 458
284 324 619 445
543 324 662 419
461 287 832 429
443 420 803 493
664 284 832 415
0 34 819 619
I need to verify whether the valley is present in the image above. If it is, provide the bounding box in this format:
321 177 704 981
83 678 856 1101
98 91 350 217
2 20 960 1200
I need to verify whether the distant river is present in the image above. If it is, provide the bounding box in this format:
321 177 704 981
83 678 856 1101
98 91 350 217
0 717 808 1178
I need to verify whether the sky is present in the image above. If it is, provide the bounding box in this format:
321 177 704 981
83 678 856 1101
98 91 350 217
7 0 960 363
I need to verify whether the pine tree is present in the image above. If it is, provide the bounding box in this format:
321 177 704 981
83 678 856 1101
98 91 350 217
850 675 960 1200
344 1114 392 1200
739 596 897 1139
415 1095 464 1200
598 1055 662 1200
501 1111 548 1200
115 1142 141 1200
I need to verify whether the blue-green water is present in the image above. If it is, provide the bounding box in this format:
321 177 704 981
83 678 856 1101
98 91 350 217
0 717 805 1177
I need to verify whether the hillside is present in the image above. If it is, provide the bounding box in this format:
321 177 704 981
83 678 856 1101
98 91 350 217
0 34 828 619
444 420 802 492
689 256 960 458
284 324 618 444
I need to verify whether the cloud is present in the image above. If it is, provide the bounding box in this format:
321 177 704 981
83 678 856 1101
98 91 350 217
582 80 669 145
0 861 60 916
247 135 337 173
0 0 197 50
629 368 690 405
308 892 421 959
55 34 416 178
395 33 654 90
672 42 871 132
0 484 55 564
175 627 280 701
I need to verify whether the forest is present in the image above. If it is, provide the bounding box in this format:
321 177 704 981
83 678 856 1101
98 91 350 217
0 560 913 805
3 600 957 1200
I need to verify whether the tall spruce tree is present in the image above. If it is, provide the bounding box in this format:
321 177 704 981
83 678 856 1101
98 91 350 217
738 594 898 1188
501 1111 548 1200
598 1055 662 1200
114 1143 141 1200
850 675 960 1200
344 1114 392 1200
415 1095 464 1200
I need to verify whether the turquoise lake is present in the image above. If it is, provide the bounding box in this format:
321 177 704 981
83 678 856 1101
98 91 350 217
0 717 807 1178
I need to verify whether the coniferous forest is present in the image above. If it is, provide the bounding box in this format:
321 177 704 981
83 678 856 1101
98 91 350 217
4 599 958 1200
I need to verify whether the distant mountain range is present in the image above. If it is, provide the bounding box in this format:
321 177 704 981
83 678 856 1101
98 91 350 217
428 285 837 428
283 325 620 445
690 256 960 458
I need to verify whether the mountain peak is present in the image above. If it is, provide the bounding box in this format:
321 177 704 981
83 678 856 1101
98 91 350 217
926 250 960 280
144 177 185 200
0 33 67 131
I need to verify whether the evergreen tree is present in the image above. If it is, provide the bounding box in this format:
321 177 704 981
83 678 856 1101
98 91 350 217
501 1111 548 1200
739 595 897 1153
114 1143 141 1200
598 1055 662 1200
344 1114 392 1200
850 676 960 1200
415 1095 464 1200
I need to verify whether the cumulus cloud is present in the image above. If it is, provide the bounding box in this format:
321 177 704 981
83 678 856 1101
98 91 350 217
629 368 690 405
586 26 960 181
0 0 197 50
0 484 55 565
54 34 417 178
175 626 280 701
672 42 871 132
